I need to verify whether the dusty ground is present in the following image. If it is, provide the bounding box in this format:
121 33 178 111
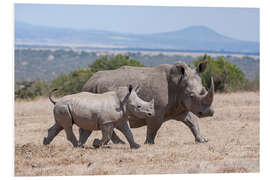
14 92 260 176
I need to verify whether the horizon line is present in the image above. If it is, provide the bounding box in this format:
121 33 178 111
15 21 259 43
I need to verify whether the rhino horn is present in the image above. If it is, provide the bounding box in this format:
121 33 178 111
203 77 214 105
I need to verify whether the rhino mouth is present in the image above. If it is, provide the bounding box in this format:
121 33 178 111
197 109 214 117
188 77 215 118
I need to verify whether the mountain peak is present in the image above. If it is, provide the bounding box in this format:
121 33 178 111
181 25 216 34
153 25 231 42
184 25 212 30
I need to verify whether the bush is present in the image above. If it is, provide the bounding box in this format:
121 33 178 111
51 68 93 96
15 80 50 99
193 55 247 92
15 55 144 99
89 55 143 73
51 55 143 96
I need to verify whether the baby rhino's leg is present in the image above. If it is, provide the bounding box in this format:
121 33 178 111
93 123 114 148
55 104 78 147
78 128 92 147
116 122 140 149
64 126 78 147
43 123 63 145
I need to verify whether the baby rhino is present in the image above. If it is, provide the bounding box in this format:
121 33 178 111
43 85 155 149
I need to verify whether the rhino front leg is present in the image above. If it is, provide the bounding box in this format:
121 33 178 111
144 121 162 144
93 123 114 148
78 128 125 146
179 112 208 143
116 121 140 149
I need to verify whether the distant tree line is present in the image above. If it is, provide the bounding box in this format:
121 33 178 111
15 54 259 99
15 49 259 82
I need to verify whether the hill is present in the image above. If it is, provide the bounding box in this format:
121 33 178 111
15 22 259 54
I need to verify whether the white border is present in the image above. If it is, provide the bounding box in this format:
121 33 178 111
12 0 261 8
2 0 269 180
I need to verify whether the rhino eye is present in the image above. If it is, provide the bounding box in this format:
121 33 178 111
137 105 142 108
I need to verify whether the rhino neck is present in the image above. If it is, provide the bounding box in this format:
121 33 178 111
166 83 186 117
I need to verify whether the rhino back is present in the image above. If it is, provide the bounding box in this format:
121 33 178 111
82 65 170 111
58 92 124 130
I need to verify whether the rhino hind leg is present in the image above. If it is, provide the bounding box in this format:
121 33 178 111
64 126 78 147
111 130 126 144
78 128 92 147
93 123 114 148
43 123 63 145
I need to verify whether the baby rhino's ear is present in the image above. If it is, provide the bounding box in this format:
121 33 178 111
128 84 133 93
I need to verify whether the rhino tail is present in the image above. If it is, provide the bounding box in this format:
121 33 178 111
49 88 58 105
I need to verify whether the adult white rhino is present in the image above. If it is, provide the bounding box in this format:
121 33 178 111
80 60 214 148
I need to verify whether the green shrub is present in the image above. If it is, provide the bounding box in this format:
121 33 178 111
193 55 247 92
51 68 93 96
89 55 143 73
51 55 143 96
15 80 50 99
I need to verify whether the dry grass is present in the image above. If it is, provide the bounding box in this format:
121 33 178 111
14 92 260 176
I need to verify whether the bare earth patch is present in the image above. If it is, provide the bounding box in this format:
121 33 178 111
14 92 259 176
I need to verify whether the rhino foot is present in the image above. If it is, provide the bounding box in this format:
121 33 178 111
195 136 208 143
144 139 155 144
43 137 49 145
112 138 126 144
130 143 141 149
78 144 85 148
93 139 101 148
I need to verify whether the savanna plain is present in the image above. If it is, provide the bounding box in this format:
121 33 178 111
14 92 259 176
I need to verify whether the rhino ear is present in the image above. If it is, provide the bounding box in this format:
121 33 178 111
170 63 186 84
197 61 208 73
128 84 133 93
175 64 185 76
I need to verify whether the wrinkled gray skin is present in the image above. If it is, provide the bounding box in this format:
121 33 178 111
81 61 214 146
43 86 155 149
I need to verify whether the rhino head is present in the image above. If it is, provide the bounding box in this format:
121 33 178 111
169 61 214 118
116 85 155 119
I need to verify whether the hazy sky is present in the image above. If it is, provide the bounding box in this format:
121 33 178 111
15 4 260 42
